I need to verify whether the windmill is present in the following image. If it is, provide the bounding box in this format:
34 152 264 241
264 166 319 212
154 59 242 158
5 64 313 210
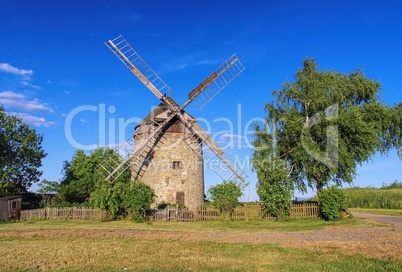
99 34 247 210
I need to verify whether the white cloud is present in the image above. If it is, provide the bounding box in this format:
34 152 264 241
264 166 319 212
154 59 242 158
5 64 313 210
218 133 244 142
172 59 218 71
0 63 40 90
21 80 41 90
0 65 53 128
164 55 221 71
177 63 189 70
0 91 53 113
216 133 247 149
0 90 25 100
10 112 55 128
0 63 33 77
196 59 220 66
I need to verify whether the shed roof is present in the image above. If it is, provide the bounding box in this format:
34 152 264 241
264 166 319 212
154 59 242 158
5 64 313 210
0 195 22 201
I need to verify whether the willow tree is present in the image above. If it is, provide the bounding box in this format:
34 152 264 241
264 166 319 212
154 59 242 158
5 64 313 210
253 58 401 200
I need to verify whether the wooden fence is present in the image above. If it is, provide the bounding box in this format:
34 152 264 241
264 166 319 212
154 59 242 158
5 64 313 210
289 202 319 219
152 202 319 222
20 207 107 220
20 203 318 222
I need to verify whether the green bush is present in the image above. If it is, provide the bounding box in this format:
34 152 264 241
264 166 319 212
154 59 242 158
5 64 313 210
318 186 347 221
157 201 186 210
122 181 154 222
90 180 154 222
208 180 245 217
256 167 293 219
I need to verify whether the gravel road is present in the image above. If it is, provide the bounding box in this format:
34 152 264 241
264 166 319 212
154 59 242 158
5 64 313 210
352 212 402 231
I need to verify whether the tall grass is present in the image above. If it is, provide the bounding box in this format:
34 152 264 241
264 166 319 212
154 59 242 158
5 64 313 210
344 188 402 209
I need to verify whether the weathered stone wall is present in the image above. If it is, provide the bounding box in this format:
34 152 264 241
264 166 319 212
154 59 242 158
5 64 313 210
134 122 204 211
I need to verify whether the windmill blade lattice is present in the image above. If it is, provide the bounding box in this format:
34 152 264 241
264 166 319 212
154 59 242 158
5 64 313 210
186 54 245 110
98 112 177 183
178 116 248 182
105 34 172 99
100 34 248 186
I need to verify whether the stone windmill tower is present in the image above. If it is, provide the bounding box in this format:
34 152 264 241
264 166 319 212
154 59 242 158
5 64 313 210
100 35 247 211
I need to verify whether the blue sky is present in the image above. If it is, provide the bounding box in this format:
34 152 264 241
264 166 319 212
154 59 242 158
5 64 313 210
1 0 401 200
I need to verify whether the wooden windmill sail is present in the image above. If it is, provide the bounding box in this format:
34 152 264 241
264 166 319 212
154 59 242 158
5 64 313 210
99 34 247 207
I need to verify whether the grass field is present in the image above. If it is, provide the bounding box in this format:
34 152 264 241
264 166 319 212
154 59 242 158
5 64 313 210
0 217 369 232
0 219 400 271
344 188 402 209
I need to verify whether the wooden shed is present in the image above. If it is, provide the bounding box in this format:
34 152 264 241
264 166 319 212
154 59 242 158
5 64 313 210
0 196 22 220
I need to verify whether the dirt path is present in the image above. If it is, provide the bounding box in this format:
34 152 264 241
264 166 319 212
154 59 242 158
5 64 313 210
352 212 402 231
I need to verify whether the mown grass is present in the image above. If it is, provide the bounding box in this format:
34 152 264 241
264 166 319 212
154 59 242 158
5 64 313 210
0 216 373 233
344 188 402 209
0 233 400 272
0 218 400 271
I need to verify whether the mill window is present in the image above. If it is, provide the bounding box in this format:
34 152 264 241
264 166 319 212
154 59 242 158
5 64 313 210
172 161 181 169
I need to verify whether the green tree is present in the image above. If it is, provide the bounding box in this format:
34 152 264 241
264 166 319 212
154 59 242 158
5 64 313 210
37 179 60 207
0 106 47 195
253 58 401 203
59 147 128 204
381 180 402 189
208 180 245 217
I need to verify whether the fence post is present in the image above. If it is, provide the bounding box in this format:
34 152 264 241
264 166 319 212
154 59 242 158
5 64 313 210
176 204 178 222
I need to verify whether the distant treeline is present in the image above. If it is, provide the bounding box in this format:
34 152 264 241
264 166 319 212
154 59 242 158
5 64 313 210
344 181 402 209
